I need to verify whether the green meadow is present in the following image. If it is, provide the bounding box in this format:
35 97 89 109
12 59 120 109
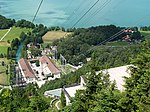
0 29 8 38
0 58 10 85
0 46 8 55
3 27 31 42
140 31 150 39
0 27 31 54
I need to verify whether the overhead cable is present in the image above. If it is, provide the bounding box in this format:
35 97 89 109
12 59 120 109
32 0 44 23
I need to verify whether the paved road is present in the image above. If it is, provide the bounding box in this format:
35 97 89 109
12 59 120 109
0 27 12 41
0 85 12 90
55 100 61 110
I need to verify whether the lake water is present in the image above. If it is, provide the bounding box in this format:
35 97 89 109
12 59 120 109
0 0 150 28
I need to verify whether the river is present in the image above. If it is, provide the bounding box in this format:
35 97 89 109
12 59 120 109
0 0 150 28
16 43 23 63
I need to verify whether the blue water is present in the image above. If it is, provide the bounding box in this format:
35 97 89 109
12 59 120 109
16 43 23 63
46 88 62 97
0 0 150 27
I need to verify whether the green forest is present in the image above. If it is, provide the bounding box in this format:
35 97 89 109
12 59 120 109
53 25 142 65
0 84 52 112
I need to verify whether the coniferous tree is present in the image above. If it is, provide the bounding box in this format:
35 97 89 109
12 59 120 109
61 90 66 108
119 40 150 112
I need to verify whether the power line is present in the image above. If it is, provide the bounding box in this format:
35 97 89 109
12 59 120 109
63 0 100 37
56 1 150 64
88 0 123 27
83 13 150 56
64 0 93 28
71 0 100 28
82 0 111 27
102 13 150 44
53 0 75 27
65 0 111 28
61 0 87 28
64 0 75 14
32 0 44 23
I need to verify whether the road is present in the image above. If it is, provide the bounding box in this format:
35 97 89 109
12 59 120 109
0 27 12 41
0 85 12 90
55 100 61 110
0 85 12 94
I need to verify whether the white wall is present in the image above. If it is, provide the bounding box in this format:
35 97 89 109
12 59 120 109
18 63 27 82
64 92 71 106
80 76 86 87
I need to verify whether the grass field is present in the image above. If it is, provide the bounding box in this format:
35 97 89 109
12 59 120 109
0 73 9 85
140 31 150 39
0 29 8 38
0 46 8 54
0 27 31 54
0 58 10 85
0 41 9 54
42 31 71 43
3 27 31 42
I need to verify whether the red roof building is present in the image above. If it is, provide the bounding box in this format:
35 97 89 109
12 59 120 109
39 55 61 75
18 58 35 79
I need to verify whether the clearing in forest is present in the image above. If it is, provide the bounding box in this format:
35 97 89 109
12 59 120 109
42 31 71 43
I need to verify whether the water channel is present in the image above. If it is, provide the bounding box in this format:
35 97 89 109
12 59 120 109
16 43 24 63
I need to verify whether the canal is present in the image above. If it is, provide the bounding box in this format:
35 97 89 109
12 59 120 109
16 42 24 63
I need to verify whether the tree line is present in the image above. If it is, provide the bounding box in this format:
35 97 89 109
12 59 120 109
0 15 15 29
0 15 35 29
140 26 150 31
